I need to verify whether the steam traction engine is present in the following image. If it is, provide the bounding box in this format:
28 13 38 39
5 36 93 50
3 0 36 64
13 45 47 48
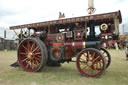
10 10 122 78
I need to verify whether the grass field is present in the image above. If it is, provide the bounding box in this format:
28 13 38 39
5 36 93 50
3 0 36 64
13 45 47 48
0 50 128 85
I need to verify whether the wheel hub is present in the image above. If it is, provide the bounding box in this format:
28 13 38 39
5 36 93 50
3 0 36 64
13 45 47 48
27 52 33 59
87 61 93 66
54 51 61 58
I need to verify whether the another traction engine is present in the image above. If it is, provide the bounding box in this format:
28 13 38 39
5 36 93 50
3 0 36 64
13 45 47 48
10 10 122 78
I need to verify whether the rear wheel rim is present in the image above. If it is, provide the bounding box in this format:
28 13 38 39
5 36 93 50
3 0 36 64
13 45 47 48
77 49 106 77
18 39 42 72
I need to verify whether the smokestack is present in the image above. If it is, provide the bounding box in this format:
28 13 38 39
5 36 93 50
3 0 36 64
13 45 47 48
122 24 125 35
88 0 94 8
88 0 96 14
4 30 6 38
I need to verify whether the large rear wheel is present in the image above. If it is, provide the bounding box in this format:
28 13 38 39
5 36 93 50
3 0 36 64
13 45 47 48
17 37 47 72
76 48 106 78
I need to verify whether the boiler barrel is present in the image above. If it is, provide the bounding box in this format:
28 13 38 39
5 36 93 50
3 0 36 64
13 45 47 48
64 41 101 49
86 41 100 49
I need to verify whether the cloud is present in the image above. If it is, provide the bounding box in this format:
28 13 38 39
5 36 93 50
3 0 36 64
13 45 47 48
0 0 128 38
0 9 16 18
115 0 126 3
0 0 128 26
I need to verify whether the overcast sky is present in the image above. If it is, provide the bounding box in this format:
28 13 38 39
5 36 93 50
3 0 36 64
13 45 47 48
0 0 128 39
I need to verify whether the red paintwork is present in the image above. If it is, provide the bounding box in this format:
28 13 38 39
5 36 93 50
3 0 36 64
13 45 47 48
31 33 40 36
44 33 85 59
53 43 62 47
64 40 84 49
44 36 85 59
99 33 112 36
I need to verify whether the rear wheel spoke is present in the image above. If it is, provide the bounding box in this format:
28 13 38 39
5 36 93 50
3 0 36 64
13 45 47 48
31 42 35 51
21 58 28 62
27 41 31 51
35 60 40 66
31 60 34 69
33 52 41 55
32 46 40 53
19 52 27 55
26 63 29 68
34 57 41 61
22 45 29 52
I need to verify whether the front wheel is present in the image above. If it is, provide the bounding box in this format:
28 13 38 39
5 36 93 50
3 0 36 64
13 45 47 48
99 48 111 69
17 37 48 72
76 48 106 78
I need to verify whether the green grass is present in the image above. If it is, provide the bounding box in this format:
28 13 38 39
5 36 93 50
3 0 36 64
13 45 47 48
0 50 128 85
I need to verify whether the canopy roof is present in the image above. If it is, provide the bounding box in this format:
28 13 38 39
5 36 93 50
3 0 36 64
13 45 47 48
10 10 122 30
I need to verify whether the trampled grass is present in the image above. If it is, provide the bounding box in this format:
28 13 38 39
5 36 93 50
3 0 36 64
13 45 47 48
0 50 128 85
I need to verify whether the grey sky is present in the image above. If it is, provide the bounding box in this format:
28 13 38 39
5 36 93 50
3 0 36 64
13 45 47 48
115 0 126 3
0 0 128 39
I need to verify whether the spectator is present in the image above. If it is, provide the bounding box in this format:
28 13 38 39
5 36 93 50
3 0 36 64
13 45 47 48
125 46 128 60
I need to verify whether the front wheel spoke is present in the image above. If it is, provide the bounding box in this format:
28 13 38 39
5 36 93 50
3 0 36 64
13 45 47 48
83 53 87 57
82 65 88 70
87 67 93 75
80 58 87 63
98 60 103 67
96 61 103 70
99 61 103 68
86 66 90 74
87 51 90 57
80 62 87 65
92 52 96 59
92 56 101 63
90 67 93 75
97 62 101 69
93 64 98 73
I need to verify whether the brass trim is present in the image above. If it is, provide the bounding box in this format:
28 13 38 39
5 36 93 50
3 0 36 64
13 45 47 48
83 42 86 48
